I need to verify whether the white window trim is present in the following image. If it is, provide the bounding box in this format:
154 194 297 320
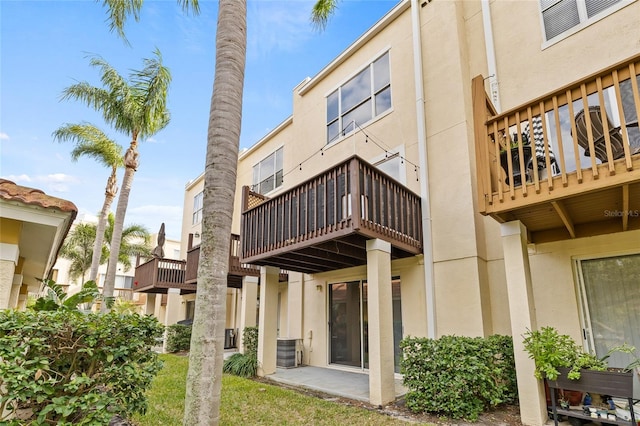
325 47 393 146
252 145 284 196
540 0 635 49
192 191 203 225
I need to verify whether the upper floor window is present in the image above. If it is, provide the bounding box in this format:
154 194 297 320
327 51 391 144
541 0 622 41
192 191 203 225
252 147 283 195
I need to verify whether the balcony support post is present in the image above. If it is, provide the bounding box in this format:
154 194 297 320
366 239 395 407
144 293 157 316
286 271 304 343
501 221 546 426
162 288 183 352
239 275 259 353
257 266 279 377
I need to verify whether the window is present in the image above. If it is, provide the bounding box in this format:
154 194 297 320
327 51 391 144
192 191 203 225
540 0 622 41
252 147 283 194
186 300 195 320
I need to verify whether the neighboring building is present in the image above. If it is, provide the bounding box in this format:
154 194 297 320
54 215 182 312
0 179 77 309
135 1 640 425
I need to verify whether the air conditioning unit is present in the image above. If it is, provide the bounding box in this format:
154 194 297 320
277 338 303 368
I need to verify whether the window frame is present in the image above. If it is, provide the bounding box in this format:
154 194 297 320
252 146 284 195
540 0 633 47
192 191 203 225
326 50 392 145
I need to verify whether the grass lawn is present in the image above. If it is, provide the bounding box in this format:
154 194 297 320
132 354 420 425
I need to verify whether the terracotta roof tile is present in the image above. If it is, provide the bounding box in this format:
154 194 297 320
0 178 78 215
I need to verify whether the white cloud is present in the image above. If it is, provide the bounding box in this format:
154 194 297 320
145 137 158 143
5 174 32 183
248 1 314 58
0 132 9 140
5 173 79 193
127 204 184 239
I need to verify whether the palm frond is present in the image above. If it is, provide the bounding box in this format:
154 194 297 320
53 123 124 168
311 0 339 31
100 0 144 43
132 49 172 138
177 0 200 15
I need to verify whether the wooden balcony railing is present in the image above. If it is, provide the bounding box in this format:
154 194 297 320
185 234 262 285
133 257 194 294
473 54 640 241
241 155 423 273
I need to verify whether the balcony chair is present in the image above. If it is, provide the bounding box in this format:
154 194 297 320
574 106 626 163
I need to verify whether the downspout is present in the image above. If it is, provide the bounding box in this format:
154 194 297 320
481 0 501 112
411 0 436 339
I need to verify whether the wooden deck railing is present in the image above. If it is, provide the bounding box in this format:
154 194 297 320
185 234 260 284
133 257 188 292
473 54 640 216
241 155 422 262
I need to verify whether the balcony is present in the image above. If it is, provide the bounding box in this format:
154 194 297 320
473 54 640 243
133 257 192 294
185 234 264 289
241 155 423 274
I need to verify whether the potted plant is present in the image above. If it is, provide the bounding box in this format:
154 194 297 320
523 327 639 424
500 132 532 186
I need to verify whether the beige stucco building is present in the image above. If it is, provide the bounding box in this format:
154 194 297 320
135 1 640 424
0 179 77 309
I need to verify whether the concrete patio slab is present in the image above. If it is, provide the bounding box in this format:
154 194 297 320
264 365 407 404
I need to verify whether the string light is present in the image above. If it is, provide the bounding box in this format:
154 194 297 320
277 121 420 184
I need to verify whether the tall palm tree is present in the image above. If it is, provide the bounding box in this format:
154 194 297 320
100 1 338 423
60 51 171 307
59 214 151 286
181 2 247 423
59 222 96 284
52 123 123 283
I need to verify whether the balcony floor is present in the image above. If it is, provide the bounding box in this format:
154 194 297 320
491 181 640 243
244 232 419 275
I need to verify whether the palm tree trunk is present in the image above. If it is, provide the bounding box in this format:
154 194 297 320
184 1 246 423
102 142 138 310
89 168 118 282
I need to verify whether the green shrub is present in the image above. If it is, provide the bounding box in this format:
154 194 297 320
242 326 258 357
165 323 192 353
222 352 258 378
400 334 517 421
0 310 163 425
223 326 259 377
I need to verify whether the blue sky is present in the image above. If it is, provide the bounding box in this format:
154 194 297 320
0 0 399 240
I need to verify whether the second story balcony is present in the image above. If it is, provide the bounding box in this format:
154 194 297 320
133 257 193 294
185 234 270 288
473 54 640 243
241 155 423 274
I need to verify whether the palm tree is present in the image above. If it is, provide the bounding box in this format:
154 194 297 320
59 214 151 287
60 51 171 308
102 212 152 272
59 222 96 284
52 123 123 283
99 1 338 422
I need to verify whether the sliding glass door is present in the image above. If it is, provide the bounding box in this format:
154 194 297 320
577 253 640 396
329 278 403 372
